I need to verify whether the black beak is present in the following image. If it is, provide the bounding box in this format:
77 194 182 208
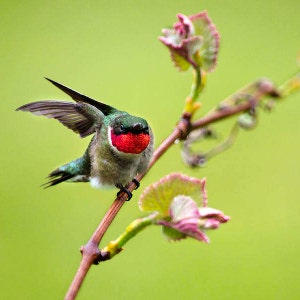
132 123 148 134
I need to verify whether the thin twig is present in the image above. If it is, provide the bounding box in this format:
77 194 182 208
64 198 125 299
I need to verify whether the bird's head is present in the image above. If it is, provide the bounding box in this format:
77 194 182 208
109 114 151 154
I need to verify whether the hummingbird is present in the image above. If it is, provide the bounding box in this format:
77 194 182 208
17 78 154 199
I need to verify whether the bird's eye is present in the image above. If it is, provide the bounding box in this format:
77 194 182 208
119 124 127 134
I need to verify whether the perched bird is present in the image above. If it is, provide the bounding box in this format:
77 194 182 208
17 78 154 198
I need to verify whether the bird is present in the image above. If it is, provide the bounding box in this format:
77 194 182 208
16 78 154 199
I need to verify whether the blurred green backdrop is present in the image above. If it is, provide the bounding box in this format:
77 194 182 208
1 0 299 299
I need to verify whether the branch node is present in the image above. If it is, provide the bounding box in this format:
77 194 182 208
94 251 111 264
257 79 281 97
177 116 191 140
81 241 102 265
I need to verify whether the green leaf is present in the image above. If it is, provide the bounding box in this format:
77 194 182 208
161 226 186 241
190 11 220 71
170 51 190 71
138 173 203 215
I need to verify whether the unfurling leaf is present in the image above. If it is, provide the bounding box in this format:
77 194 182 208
159 11 220 72
139 173 203 215
139 173 230 243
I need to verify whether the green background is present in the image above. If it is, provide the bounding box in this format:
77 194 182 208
1 0 299 299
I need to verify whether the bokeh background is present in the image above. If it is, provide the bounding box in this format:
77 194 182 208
1 0 299 299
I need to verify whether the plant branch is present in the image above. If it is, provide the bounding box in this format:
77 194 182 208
101 214 157 260
64 75 298 300
64 120 188 300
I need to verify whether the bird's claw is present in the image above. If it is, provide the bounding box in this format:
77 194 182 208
116 179 140 200
117 186 132 201
132 178 140 190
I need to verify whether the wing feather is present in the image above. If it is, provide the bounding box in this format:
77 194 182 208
16 101 102 137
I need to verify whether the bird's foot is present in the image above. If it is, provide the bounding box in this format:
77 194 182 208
116 179 140 200
117 185 132 201
132 178 140 190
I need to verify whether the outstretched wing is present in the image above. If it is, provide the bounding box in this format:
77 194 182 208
16 77 119 137
16 100 103 138
45 78 117 116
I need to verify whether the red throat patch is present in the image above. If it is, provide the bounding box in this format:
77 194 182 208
110 129 150 154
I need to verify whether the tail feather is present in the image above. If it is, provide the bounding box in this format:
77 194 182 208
43 153 91 188
43 170 74 188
